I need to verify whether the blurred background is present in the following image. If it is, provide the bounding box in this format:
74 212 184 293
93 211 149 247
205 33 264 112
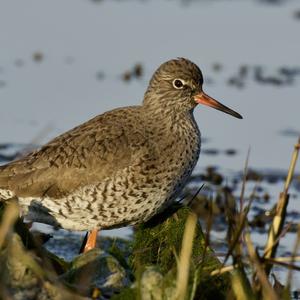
0 0 299 171
0 0 299 289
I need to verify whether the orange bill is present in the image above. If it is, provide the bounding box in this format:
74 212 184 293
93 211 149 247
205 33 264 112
194 92 243 119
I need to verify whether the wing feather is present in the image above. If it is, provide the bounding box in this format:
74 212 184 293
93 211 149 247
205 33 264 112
0 106 147 198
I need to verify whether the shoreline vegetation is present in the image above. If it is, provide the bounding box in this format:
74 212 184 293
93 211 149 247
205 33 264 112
0 137 299 299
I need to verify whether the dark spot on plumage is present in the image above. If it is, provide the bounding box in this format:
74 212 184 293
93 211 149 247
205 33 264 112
128 191 138 198
86 202 92 212
111 185 117 193
111 212 118 218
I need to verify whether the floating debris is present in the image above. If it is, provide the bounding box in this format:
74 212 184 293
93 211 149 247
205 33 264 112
211 62 223 72
122 70 132 82
227 76 245 89
121 63 144 82
14 58 25 67
227 65 249 88
279 128 300 138
133 63 143 78
32 51 44 63
64 56 75 65
95 71 105 80
254 66 289 86
249 206 276 228
224 148 237 156
0 80 6 88
263 192 270 202
239 65 249 78
202 166 224 185
293 9 300 20
226 64 300 88
202 148 219 156
246 169 263 181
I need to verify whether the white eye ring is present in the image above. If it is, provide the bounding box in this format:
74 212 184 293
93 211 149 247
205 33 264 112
172 79 185 89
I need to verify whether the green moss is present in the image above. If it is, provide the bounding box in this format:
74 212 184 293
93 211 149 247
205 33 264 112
110 287 137 300
132 206 204 272
194 271 230 300
128 206 230 300
108 239 131 271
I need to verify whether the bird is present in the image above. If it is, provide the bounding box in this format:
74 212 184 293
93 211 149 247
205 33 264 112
0 58 242 252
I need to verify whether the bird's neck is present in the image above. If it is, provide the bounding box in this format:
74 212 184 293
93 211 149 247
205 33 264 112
141 103 199 144
142 97 193 124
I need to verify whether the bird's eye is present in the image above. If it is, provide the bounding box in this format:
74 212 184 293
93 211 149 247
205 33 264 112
173 79 184 89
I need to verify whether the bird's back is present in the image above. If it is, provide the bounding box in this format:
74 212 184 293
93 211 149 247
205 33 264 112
0 106 146 198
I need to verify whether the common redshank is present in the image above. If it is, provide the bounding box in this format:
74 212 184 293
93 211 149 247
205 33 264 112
0 58 242 252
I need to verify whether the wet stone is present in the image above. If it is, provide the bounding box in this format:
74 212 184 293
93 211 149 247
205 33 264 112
60 248 131 297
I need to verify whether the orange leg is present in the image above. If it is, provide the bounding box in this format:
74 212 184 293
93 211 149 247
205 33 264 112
82 228 99 253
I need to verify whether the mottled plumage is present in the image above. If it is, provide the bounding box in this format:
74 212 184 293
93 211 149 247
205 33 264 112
0 58 242 231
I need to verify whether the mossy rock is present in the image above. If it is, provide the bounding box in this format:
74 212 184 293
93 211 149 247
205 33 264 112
0 234 87 300
131 206 220 272
114 206 230 300
60 248 131 297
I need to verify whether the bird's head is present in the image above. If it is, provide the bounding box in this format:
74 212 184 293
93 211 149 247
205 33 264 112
143 58 242 119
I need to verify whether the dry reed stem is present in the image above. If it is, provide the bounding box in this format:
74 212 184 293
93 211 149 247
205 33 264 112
210 264 236 276
272 255 300 263
264 137 300 275
189 268 200 300
285 224 300 289
265 258 300 271
212 253 300 277
284 137 300 192
220 151 255 269
263 221 292 258
9 234 46 279
175 212 197 300
264 192 289 258
231 271 255 300
0 201 19 248
199 197 213 277
222 191 255 268
245 231 279 300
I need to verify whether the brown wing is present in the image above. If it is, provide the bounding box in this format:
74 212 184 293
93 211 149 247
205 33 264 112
0 106 147 198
